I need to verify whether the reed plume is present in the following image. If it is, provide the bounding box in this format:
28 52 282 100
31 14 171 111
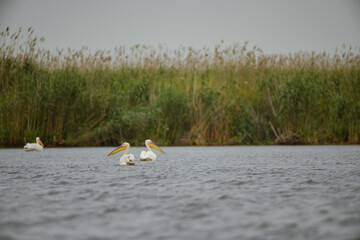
1 27 359 146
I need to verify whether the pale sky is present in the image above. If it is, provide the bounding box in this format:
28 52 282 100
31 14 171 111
0 0 359 54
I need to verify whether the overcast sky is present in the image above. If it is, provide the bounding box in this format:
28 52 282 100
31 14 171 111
0 0 359 54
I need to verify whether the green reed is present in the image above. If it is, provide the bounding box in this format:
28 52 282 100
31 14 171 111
1 27 359 146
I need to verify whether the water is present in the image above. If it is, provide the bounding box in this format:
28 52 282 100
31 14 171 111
0 146 359 240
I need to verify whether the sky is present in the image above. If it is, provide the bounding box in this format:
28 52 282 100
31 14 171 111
0 0 359 54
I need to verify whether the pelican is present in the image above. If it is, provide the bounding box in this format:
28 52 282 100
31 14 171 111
24 137 44 152
107 142 136 166
140 139 165 161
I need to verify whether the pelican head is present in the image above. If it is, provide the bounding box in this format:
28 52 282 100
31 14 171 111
108 142 130 156
36 137 45 147
145 139 165 153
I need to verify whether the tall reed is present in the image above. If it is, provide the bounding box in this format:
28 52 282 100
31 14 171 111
1 27 359 146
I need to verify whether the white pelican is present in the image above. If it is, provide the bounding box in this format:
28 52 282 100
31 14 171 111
108 142 136 166
140 139 165 161
24 137 44 152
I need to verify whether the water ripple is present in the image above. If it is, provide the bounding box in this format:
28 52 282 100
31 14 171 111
0 146 359 240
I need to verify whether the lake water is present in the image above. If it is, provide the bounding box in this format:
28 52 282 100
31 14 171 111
0 146 359 240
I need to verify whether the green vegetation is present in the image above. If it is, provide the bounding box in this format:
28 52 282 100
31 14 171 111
1 27 359 147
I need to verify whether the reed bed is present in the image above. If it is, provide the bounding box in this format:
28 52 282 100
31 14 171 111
1 27 359 146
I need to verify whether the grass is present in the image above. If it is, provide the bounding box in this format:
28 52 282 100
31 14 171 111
1 27 359 147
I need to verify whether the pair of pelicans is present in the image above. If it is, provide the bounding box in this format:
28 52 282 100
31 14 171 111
24 138 164 166
107 139 165 166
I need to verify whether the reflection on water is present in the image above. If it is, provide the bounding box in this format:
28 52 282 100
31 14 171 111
0 146 360 240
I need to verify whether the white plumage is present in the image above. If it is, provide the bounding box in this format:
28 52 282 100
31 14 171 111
24 137 44 152
119 152 135 166
107 142 136 166
140 150 157 161
140 139 164 161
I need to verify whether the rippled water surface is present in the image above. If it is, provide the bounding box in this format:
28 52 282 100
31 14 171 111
1 146 360 240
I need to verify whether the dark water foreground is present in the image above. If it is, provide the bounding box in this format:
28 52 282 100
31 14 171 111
0 146 359 240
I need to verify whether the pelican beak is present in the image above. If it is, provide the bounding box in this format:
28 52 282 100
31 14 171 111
107 145 127 156
39 140 45 147
149 142 165 153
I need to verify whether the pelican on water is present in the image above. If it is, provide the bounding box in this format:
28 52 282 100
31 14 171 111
24 137 44 152
140 139 165 161
108 142 136 166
